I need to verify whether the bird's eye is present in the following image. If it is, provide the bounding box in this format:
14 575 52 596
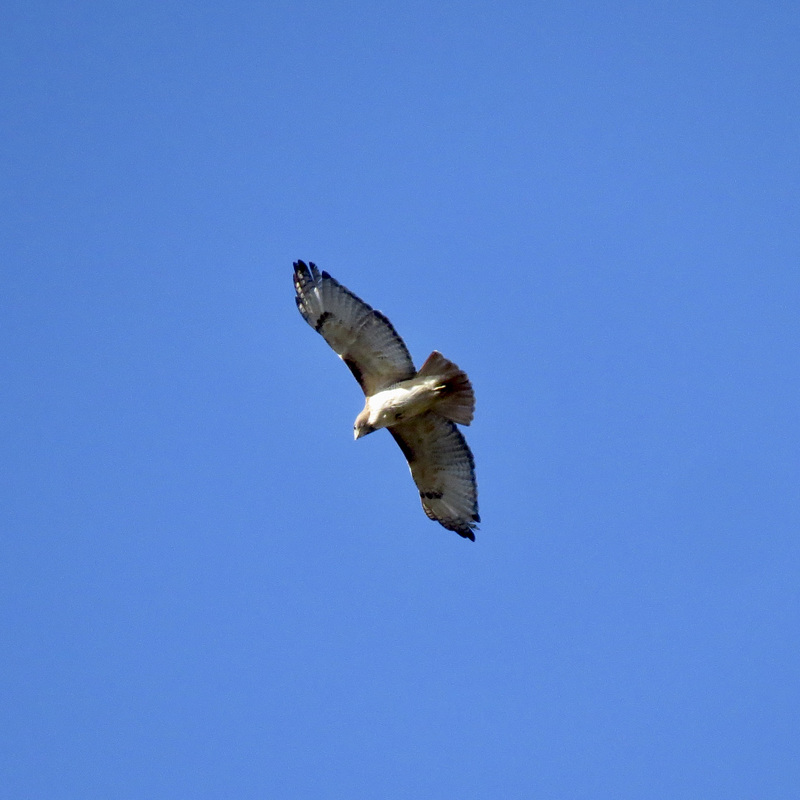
395 412 403 421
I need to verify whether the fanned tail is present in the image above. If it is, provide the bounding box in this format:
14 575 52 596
417 351 475 426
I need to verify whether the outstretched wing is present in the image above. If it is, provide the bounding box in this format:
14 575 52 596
390 412 480 540
294 260 416 395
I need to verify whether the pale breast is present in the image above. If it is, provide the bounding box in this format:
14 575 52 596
369 378 440 427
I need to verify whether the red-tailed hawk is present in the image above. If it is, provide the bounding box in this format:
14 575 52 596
293 260 480 540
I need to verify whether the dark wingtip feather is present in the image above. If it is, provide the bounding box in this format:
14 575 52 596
293 260 320 282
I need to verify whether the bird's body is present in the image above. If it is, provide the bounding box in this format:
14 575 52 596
354 350 474 437
355 380 439 436
293 260 479 540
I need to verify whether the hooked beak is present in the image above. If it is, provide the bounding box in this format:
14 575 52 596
354 424 376 440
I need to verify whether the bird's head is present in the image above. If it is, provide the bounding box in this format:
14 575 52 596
354 408 376 440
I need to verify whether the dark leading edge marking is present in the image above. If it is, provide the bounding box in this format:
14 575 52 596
314 310 333 332
389 429 415 464
343 357 365 392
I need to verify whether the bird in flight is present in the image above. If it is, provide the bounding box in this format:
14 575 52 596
293 260 480 540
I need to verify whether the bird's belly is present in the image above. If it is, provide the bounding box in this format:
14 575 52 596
369 381 438 426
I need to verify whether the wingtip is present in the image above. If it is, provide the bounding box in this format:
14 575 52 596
293 260 319 277
451 521 478 541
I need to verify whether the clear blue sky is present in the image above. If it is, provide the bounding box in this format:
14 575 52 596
2 2 799 797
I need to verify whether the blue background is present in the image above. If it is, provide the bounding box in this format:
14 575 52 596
3 2 799 797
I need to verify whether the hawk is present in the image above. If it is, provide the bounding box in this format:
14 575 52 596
293 260 480 540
